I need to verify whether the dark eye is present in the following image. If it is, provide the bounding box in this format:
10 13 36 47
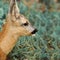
23 22 28 26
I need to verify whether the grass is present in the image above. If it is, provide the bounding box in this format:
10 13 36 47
0 0 60 60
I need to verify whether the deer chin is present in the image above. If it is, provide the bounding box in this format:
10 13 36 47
32 34 36 36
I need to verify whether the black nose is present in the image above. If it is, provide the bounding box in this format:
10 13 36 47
31 29 38 34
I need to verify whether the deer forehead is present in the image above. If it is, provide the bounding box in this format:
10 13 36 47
21 19 27 23
20 16 28 23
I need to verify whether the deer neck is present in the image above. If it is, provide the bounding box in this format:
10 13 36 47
0 22 20 55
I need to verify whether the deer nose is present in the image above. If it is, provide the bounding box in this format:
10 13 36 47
31 29 38 34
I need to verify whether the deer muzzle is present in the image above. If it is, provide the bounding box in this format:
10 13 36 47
31 29 38 34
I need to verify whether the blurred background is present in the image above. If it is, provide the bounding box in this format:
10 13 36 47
0 0 60 60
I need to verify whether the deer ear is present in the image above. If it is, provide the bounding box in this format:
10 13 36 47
8 0 20 16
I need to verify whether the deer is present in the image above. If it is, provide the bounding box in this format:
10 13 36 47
0 0 37 60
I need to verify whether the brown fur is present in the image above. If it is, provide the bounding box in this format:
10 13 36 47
0 48 7 60
0 0 36 60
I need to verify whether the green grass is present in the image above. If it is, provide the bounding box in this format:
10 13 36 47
0 0 60 60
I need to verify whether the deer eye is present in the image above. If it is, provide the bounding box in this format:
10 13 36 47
23 22 28 26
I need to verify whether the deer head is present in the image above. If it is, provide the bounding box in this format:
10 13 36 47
6 0 37 36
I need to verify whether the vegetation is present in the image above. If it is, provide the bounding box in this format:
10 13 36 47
0 0 60 60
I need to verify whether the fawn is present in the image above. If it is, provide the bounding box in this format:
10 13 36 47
0 0 37 60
